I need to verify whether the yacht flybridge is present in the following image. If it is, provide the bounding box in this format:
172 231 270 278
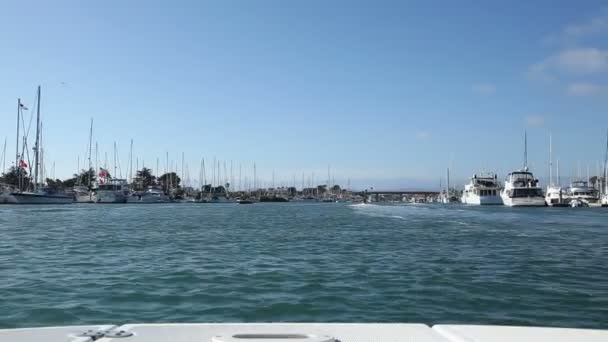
461 173 502 205
500 132 545 207
1 323 605 342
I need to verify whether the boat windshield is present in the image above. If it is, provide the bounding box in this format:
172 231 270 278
511 188 543 197
474 178 497 187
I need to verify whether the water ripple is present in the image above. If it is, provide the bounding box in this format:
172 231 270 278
0 203 607 328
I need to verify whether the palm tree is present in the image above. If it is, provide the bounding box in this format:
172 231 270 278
136 167 155 189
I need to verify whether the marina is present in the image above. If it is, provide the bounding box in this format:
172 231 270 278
1 88 607 208
1 3 608 337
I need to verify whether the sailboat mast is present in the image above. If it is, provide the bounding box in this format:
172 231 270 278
556 159 560 187
33 86 41 192
129 139 133 183
1 137 6 175
16 99 21 178
88 118 93 187
447 168 450 194
549 133 553 186
40 123 43 186
524 131 528 170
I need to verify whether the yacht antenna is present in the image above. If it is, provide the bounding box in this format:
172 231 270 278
549 133 553 186
524 131 528 170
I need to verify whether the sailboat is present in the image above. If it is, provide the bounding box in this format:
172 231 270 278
545 134 568 207
10 86 73 204
74 118 97 203
439 168 457 203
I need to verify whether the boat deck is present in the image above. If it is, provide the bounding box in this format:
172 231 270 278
1 323 606 342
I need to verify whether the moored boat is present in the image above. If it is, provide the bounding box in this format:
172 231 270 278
461 173 502 205
500 133 545 207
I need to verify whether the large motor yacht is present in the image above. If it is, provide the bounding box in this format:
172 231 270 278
461 173 502 205
500 133 545 207
501 168 545 207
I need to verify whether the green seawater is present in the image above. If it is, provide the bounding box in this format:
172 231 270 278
0 203 606 328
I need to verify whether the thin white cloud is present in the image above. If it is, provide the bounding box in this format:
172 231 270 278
525 115 545 128
566 82 605 96
545 8 608 45
415 131 430 140
471 83 496 95
531 48 608 76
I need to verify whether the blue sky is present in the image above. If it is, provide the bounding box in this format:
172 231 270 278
1 0 607 189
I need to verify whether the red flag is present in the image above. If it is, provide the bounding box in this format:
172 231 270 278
19 160 27 168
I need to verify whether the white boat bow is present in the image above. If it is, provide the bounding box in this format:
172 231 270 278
0 323 605 342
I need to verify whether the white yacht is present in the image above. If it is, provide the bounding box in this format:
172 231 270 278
96 179 128 203
74 185 97 203
567 180 599 206
545 185 567 207
501 168 545 206
128 186 171 203
500 133 545 207
461 173 502 205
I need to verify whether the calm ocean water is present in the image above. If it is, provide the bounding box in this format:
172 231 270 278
0 203 606 329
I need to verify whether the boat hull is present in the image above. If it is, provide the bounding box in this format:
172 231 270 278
500 193 546 207
96 191 127 203
74 193 96 203
10 192 73 204
462 194 503 205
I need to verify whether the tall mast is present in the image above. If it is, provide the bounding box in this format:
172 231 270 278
202 158 206 186
113 142 117 184
95 142 99 177
39 123 43 186
524 131 528 170
1 137 6 175
447 168 450 193
88 118 93 187
33 86 41 192
556 159 560 187
129 139 133 183
16 99 21 179
549 133 553 186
